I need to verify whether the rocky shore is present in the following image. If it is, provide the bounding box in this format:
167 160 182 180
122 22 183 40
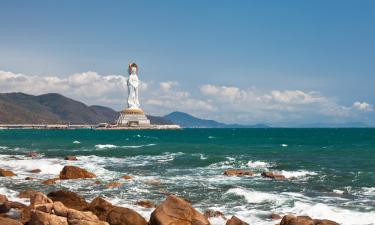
0 155 341 225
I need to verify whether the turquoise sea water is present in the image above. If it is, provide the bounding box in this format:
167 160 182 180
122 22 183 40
0 128 374 224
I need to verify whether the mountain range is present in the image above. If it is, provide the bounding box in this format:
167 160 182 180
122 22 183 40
0 92 268 128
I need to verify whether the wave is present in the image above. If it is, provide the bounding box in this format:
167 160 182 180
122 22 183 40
95 144 119 149
279 170 318 179
73 140 81 144
0 146 8 149
226 187 286 204
95 143 157 149
247 160 271 168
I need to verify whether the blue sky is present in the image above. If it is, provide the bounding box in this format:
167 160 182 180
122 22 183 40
0 0 374 126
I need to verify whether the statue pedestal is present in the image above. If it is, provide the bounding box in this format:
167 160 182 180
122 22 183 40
117 108 150 127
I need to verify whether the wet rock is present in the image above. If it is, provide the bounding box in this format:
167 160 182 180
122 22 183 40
226 216 249 225
0 217 23 225
86 197 113 221
121 175 132 180
19 189 39 199
313 219 340 225
64 155 78 161
107 206 147 225
224 169 255 176
95 180 101 184
30 192 53 207
135 200 156 208
47 190 88 211
25 177 35 180
0 194 8 203
0 168 16 177
280 215 339 225
86 197 146 225
59 166 96 179
261 172 286 180
29 169 41 173
29 210 68 225
204 209 227 220
271 213 282 220
149 195 210 225
106 182 122 188
42 178 59 185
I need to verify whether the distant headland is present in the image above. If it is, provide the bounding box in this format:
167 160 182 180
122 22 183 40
0 92 268 129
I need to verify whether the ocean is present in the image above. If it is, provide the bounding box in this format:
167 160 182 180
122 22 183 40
0 128 374 224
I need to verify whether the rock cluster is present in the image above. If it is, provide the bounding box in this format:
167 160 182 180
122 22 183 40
223 169 254 176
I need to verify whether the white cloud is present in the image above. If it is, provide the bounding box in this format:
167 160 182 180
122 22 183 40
353 101 373 111
159 81 179 91
0 70 373 125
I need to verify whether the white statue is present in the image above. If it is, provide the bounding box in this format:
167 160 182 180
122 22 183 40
127 63 140 109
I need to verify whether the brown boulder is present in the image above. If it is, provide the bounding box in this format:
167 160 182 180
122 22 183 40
29 210 68 225
86 197 113 221
47 190 88 211
59 166 96 179
106 182 122 188
25 177 36 180
29 169 42 173
121 175 132 180
313 219 340 225
226 216 249 225
0 194 8 203
135 200 156 208
19 189 39 198
0 168 16 177
86 197 147 225
224 169 255 176
149 195 210 225
280 215 338 225
107 206 147 225
0 217 23 225
30 192 53 207
42 178 60 185
261 172 286 180
64 155 78 161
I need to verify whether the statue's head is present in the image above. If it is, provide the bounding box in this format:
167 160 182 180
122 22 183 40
128 63 138 75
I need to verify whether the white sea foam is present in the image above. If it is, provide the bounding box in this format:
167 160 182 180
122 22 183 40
226 187 286 204
95 144 119 149
333 189 344 194
122 144 157 148
0 155 64 175
200 154 208 160
73 140 81 144
0 146 8 149
279 170 318 179
247 160 271 168
208 136 216 139
281 144 288 147
283 201 375 225
361 187 375 196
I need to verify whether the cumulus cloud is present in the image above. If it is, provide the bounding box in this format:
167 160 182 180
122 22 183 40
0 70 373 125
199 84 363 124
353 101 373 111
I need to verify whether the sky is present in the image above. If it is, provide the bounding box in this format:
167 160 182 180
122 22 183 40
0 0 374 126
